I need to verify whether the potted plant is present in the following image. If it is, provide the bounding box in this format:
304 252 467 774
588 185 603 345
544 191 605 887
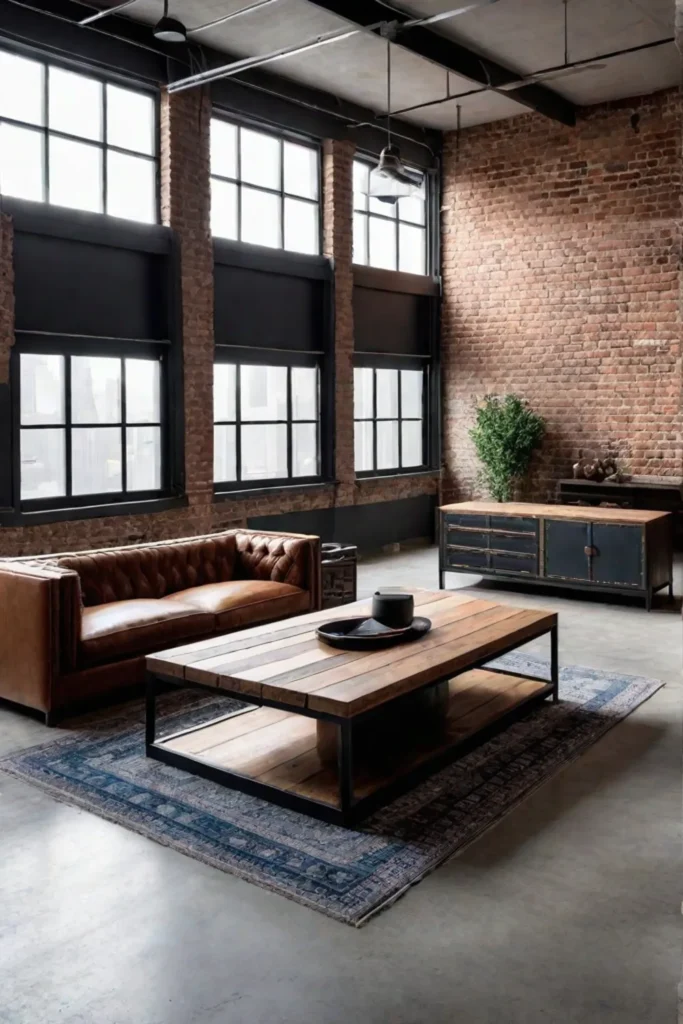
469 394 546 502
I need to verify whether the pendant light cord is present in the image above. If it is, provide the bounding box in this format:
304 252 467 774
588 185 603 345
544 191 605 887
386 35 392 147
163 0 169 16
563 0 568 66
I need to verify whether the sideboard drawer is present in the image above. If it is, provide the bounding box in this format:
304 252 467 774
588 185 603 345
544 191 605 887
490 515 537 534
446 528 489 549
489 532 537 555
445 549 488 570
444 513 489 530
491 552 536 575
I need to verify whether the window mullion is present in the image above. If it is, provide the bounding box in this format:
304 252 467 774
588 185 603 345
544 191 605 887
43 65 50 203
64 355 73 498
102 82 108 214
236 364 242 482
372 369 378 473
286 364 292 478
397 369 403 469
120 357 127 494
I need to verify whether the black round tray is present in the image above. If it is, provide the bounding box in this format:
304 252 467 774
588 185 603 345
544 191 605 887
316 616 432 651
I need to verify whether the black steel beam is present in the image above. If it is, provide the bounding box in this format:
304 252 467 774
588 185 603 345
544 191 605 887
305 0 577 127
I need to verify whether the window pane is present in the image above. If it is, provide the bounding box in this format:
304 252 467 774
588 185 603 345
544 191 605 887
377 420 399 470
376 369 398 418
49 67 102 142
241 186 280 248
214 424 237 482
241 424 287 480
211 178 238 240
72 427 122 495
354 421 373 473
353 213 367 265
106 84 154 155
369 216 397 271
21 428 66 500
284 198 318 255
398 192 426 226
211 119 237 178
107 151 155 223
401 421 423 468
401 370 423 418
71 356 121 424
126 359 160 423
370 194 397 218
214 363 236 422
0 124 44 202
0 51 44 125
292 367 317 421
20 354 64 426
353 161 368 211
353 367 373 419
293 423 317 477
240 365 287 421
283 142 318 200
126 426 161 491
240 128 280 190
399 224 426 275
49 136 102 213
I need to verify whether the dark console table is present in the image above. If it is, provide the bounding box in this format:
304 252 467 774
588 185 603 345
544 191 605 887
439 501 673 610
558 478 683 544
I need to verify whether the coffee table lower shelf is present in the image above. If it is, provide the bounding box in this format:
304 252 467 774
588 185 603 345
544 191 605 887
146 667 554 827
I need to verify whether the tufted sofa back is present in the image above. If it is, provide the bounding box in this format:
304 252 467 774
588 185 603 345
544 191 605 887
56 535 238 607
50 530 314 608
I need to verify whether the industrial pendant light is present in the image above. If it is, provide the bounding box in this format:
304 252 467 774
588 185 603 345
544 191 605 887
367 34 424 205
153 0 187 43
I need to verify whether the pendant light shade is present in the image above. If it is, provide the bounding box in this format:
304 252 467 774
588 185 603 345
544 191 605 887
154 0 187 43
369 144 423 204
365 36 424 205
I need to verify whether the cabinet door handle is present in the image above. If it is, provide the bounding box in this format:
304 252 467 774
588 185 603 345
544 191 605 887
584 546 597 557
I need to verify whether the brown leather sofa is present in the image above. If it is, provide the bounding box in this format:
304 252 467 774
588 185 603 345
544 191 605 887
0 529 321 724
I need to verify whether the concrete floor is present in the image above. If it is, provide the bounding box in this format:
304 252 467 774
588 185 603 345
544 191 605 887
1 546 680 1024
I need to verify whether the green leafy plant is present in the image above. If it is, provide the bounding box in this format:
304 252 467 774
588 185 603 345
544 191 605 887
469 394 546 502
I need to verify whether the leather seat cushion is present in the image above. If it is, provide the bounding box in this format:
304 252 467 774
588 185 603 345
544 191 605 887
165 580 310 630
80 599 214 665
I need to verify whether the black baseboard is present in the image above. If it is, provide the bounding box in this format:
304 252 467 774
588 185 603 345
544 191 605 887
248 495 436 552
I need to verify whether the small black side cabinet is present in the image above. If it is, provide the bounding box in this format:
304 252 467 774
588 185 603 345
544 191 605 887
439 502 673 610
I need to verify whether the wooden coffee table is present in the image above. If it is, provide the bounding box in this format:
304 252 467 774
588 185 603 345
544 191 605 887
146 591 558 827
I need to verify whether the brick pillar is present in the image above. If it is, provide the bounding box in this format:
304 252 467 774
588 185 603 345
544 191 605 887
0 213 14 385
323 138 356 507
160 87 214 509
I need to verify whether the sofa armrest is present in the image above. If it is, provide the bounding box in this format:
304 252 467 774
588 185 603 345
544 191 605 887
0 562 75 715
233 530 322 611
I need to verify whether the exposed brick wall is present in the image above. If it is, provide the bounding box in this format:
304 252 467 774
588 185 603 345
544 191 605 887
160 86 214 514
323 138 356 507
0 212 13 385
0 96 436 557
441 87 683 503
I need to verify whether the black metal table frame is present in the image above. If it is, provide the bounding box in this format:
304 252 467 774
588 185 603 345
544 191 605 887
146 623 558 828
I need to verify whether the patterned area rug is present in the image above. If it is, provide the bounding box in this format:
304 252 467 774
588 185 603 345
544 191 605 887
0 654 663 926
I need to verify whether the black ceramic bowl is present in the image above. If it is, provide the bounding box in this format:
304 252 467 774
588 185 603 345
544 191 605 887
372 590 415 629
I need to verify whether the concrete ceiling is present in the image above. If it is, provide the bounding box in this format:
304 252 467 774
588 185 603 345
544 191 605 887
90 0 680 129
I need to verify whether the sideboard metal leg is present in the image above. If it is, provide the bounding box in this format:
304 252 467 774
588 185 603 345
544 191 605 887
550 624 559 702
645 589 652 613
669 580 674 600
439 569 445 590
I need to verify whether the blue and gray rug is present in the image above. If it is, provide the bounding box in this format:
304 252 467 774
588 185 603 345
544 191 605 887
0 653 663 926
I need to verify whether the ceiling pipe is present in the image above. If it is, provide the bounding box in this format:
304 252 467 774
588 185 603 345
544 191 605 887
187 0 284 37
79 0 142 26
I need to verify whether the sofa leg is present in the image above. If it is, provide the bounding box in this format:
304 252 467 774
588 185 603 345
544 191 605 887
44 710 58 727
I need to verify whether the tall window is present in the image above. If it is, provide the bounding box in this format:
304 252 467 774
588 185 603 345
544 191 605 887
214 362 320 487
0 49 157 223
211 118 320 255
354 366 426 474
352 158 428 275
19 351 164 505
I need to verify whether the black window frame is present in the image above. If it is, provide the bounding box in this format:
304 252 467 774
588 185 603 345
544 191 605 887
13 336 172 513
210 113 322 256
0 44 160 224
213 349 325 493
352 154 433 277
353 358 431 478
